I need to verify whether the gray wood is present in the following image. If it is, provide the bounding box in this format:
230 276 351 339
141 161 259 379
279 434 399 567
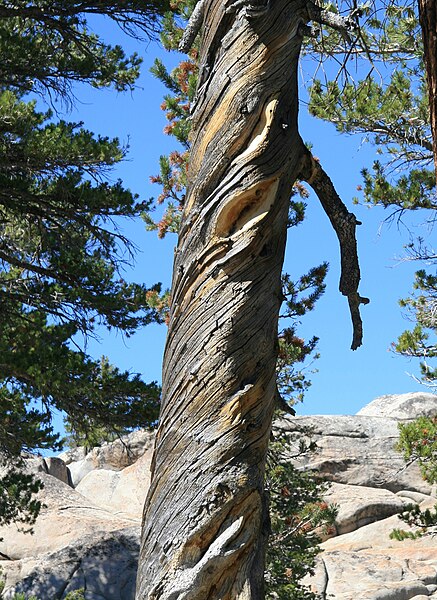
136 2 362 598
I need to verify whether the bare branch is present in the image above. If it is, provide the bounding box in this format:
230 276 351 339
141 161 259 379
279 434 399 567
178 0 206 53
275 388 296 416
306 0 359 43
299 150 369 350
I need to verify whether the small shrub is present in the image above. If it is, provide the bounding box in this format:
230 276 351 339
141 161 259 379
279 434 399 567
265 432 337 599
397 417 437 484
64 590 86 600
392 418 437 540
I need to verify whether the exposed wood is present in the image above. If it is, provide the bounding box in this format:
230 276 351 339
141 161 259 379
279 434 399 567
136 2 361 598
299 151 369 350
178 0 206 53
418 0 437 178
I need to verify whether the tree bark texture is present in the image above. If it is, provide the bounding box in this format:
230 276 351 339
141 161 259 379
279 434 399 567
136 2 361 598
419 0 437 178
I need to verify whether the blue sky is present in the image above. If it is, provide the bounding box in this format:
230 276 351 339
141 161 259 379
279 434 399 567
63 20 429 423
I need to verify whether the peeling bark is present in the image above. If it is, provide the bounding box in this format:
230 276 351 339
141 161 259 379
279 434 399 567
136 2 362 598
418 0 437 178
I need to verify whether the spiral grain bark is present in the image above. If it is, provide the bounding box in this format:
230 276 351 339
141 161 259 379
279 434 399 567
136 1 361 598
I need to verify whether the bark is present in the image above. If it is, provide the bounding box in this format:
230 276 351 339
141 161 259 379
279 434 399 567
418 0 437 178
299 152 369 350
136 2 361 598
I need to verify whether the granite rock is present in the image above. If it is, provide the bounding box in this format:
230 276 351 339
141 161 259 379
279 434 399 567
3 393 436 599
356 392 437 420
277 414 432 493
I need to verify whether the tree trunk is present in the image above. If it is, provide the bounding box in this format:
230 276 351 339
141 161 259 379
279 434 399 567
418 0 437 178
136 1 360 598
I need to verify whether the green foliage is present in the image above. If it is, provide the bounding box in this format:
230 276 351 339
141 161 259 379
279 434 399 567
0 1 171 459
62 357 160 450
64 589 86 600
395 269 437 387
0 88 163 335
277 265 328 406
396 417 437 484
390 502 437 540
0 467 44 532
0 1 173 531
0 0 171 98
265 432 337 599
1 309 162 455
358 164 436 211
310 70 430 164
307 1 436 387
5 595 39 600
308 3 432 207
142 2 195 238
391 416 437 540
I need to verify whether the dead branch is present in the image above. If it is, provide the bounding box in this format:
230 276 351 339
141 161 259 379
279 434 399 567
299 149 369 350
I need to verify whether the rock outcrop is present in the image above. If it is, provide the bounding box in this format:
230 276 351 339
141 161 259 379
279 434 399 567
0 392 436 599
2 527 140 600
277 412 431 494
356 392 437 420
58 429 154 488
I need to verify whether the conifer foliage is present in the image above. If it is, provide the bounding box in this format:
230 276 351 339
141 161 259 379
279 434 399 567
0 0 170 526
391 416 437 540
265 433 337 600
308 0 436 387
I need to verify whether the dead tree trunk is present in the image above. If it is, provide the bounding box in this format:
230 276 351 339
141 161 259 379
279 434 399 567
136 2 363 598
418 0 437 178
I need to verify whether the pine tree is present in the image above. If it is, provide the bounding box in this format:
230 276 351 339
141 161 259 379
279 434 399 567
307 2 437 548
0 0 170 527
265 432 337 600
136 1 367 597
390 416 437 540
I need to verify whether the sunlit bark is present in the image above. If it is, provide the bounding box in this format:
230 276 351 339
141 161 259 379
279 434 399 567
136 2 363 598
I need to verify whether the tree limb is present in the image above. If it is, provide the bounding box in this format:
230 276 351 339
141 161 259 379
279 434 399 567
299 150 369 350
275 388 296 416
306 0 359 43
179 0 273 53
178 0 206 53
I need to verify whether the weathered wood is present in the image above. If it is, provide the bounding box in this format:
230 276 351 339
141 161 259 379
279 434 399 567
299 151 369 350
136 2 361 598
418 0 437 178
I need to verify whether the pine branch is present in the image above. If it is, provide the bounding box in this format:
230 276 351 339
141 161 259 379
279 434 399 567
299 149 369 350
